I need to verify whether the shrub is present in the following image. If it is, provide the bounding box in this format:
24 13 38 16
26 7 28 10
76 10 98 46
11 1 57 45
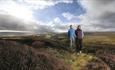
32 41 45 48
0 40 70 70
81 58 110 70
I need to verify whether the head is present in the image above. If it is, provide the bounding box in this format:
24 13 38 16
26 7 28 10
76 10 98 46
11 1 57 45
70 25 72 29
77 25 81 29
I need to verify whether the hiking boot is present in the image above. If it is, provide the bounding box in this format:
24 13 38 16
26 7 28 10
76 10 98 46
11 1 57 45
77 53 80 55
79 51 82 54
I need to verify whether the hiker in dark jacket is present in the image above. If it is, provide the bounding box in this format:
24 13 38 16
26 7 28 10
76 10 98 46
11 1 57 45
75 25 84 54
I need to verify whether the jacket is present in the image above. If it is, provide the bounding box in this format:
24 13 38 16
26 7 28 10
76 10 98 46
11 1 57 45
75 29 84 39
68 28 76 39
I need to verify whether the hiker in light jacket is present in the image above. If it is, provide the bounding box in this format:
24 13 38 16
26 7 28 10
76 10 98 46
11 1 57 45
75 25 84 54
68 25 76 48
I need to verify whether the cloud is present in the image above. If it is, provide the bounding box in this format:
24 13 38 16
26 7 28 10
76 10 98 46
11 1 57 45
1 0 114 34
0 0 74 34
79 0 115 31
44 17 77 33
18 0 73 9
0 0 80 34
35 17 66 33
0 14 38 33
0 30 32 33
48 17 67 32
0 1 34 21
0 0 53 34
54 17 61 23
0 14 57 35
0 14 77 34
35 24 55 34
62 12 77 20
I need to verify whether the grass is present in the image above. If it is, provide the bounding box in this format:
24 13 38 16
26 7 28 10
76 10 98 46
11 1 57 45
0 32 115 70
42 33 115 70
71 54 96 70
43 47 109 70
84 35 115 46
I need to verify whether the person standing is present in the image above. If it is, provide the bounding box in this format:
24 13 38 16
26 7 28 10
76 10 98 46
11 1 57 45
68 25 76 48
75 25 84 54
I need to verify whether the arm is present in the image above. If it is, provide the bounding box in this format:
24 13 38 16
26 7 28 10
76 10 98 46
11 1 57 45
67 30 70 38
75 30 77 37
82 31 84 38
74 30 76 38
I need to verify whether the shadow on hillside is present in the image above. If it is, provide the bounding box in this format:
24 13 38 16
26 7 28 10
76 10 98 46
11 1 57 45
11 38 71 52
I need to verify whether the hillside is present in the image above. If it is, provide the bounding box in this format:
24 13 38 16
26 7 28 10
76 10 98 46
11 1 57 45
0 32 115 70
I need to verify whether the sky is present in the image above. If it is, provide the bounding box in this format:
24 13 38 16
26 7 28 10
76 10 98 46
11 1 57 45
0 0 115 34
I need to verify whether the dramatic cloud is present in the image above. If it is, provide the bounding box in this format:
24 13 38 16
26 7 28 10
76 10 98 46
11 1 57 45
0 0 74 35
79 0 115 31
0 14 38 33
0 14 55 34
0 0 115 36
